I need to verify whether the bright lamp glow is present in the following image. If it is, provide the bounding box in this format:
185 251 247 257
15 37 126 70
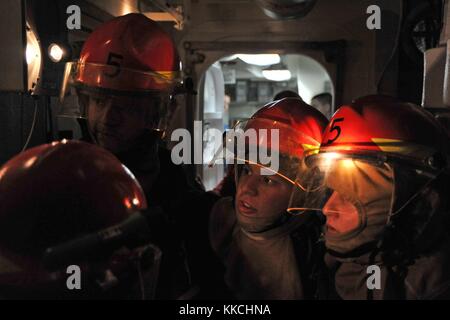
26 22 42 93
322 152 341 161
237 54 280 66
321 152 342 168
26 23 41 65
26 44 39 64
262 69 292 81
48 43 64 62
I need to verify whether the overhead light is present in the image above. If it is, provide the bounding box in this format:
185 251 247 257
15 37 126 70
257 0 317 20
262 63 291 81
262 69 291 81
220 54 239 62
237 54 280 66
48 43 65 63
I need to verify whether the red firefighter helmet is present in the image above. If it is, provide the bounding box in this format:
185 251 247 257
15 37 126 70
67 13 180 94
316 95 449 171
289 95 450 251
247 97 327 159
213 97 327 184
0 140 147 295
59 13 182 123
77 13 181 93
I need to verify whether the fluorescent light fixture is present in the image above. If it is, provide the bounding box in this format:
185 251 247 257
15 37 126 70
237 54 280 66
262 62 292 81
48 43 64 62
262 69 291 81
220 54 239 62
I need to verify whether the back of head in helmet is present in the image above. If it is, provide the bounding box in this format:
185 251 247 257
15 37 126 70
0 140 160 299
59 14 182 154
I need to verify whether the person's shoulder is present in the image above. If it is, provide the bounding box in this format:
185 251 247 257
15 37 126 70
209 197 237 255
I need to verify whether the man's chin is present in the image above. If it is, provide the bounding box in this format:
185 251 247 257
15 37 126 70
96 136 127 154
326 225 339 234
236 213 274 233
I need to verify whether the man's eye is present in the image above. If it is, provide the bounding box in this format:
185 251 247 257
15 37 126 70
263 176 276 185
242 166 252 176
94 98 106 107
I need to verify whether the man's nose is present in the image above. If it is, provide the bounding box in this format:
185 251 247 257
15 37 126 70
323 191 358 218
102 104 121 126
323 191 342 217
240 175 259 196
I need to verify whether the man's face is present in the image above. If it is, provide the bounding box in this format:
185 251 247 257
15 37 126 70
322 190 360 235
320 159 393 239
85 93 156 154
235 163 293 232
